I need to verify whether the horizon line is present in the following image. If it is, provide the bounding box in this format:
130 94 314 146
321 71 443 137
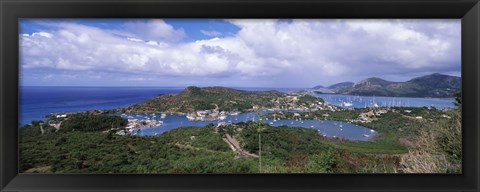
19 85 309 89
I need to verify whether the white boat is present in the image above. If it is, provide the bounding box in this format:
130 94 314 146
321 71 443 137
186 115 195 121
161 113 167 118
342 102 353 107
363 134 370 137
269 122 274 125
219 115 227 120
370 129 375 132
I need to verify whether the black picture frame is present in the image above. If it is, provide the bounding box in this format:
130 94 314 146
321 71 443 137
1 0 479 191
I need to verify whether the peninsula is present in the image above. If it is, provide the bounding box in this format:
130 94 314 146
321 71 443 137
109 86 336 121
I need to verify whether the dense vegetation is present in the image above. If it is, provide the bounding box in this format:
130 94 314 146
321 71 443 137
60 114 127 132
20 124 258 173
264 106 457 154
312 73 461 98
115 86 292 113
399 109 461 173
20 119 401 173
112 86 326 114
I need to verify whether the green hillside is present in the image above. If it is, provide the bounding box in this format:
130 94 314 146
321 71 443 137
314 73 461 98
114 86 325 114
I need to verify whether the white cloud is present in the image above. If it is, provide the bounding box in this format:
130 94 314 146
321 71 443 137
124 19 186 42
200 30 222 37
20 19 460 86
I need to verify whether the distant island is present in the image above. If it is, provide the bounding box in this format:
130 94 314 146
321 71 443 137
312 73 460 98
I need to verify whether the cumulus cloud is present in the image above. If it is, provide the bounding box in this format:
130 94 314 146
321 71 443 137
20 19 460 87
123 19 186 42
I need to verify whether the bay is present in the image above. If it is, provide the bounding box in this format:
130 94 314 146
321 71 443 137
19 86 456 141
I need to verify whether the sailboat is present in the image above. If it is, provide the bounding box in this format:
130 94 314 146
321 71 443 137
342 101 353 107
372 95 379 108
362 128 370 137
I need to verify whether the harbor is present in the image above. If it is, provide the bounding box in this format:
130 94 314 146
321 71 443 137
114 111 378 141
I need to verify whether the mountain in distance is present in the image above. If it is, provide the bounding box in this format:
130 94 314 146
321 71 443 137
312 82 355 94
312 73 460 98
328 82 355 89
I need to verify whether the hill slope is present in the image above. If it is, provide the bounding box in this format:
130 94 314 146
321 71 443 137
313 73 460 98
116 86 325 114
328 82 355 89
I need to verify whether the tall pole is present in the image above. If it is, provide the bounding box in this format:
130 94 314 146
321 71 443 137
259 133 262 172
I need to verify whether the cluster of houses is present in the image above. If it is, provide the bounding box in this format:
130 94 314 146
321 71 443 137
184 94 338 122
115 118 164 135
126 118 163 129
113 118 163 135
355 109 388 123
186 109 233 121
270 95 336 112
46 113 70 129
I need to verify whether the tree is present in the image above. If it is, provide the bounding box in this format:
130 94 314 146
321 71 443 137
454 91 461 107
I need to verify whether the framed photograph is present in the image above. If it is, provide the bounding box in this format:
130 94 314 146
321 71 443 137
1 0 479 191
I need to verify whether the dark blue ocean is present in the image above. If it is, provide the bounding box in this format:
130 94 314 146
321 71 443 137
19 86 299 126
19 87 184 126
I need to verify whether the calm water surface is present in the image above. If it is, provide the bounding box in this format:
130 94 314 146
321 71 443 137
316 94 455 109
20 86 456 141
121 112 377 141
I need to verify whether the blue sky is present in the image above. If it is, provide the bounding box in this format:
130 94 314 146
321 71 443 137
20 19 461 88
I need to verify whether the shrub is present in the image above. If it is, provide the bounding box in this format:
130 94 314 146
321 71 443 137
60 114 127 132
